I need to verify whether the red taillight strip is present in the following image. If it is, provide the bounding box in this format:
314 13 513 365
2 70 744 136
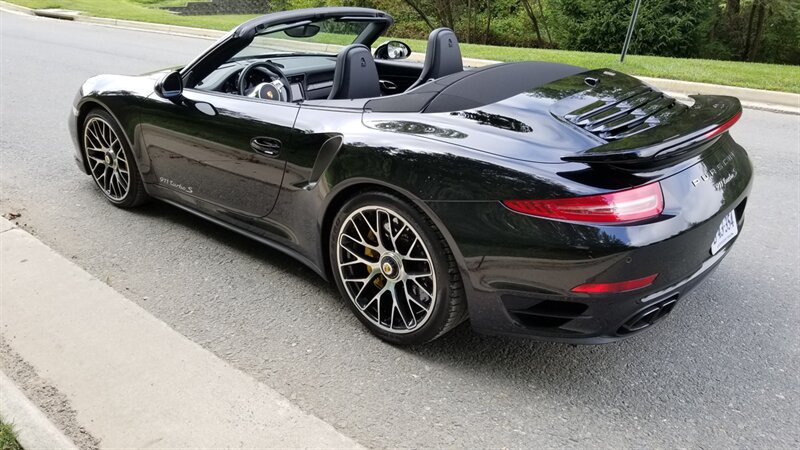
571 274 658 294
703 111 742 140
503 182 664 224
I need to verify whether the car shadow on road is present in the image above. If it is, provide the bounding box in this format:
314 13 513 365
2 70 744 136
124 195 754 397
401 284 749 395
131 199 330 286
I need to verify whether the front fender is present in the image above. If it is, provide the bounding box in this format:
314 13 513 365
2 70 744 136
69 73 159 175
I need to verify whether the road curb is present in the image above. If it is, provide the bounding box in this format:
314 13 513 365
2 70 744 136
1 1 797 114
0 217 364 448
0 0 27 15
638 76 799 114
76 15 227 39
31 8 79 20
2 219 78 450
0 370 79 450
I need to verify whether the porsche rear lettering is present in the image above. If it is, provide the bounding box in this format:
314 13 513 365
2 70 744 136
692 153 735 187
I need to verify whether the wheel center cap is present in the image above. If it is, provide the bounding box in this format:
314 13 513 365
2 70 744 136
379 254 401 279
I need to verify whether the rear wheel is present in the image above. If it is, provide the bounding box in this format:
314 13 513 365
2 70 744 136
330 192 467 345
82 109 147 208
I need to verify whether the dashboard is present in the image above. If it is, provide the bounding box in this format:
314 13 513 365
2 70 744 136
194 54 339 102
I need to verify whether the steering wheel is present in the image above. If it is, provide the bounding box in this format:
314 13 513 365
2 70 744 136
237 61 293 102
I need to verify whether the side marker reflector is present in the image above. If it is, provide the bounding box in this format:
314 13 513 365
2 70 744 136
571 274 658 294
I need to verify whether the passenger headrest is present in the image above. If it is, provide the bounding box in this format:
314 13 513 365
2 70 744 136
328 44 381 100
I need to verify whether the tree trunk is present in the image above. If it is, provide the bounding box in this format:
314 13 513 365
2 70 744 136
536 0 552 44
403 0 435 31
484 5 492 45
433 0 455 29
726 0 740 16
519 0 544 47
467 0 472 43
742 1 757 59
749 2 768 61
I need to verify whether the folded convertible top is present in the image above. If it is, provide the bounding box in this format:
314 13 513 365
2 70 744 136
364 61 586 114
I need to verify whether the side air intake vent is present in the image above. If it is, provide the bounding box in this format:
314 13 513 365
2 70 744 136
564 87 688 141
505 299 589 330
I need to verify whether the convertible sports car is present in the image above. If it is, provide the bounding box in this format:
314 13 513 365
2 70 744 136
69 7 752 345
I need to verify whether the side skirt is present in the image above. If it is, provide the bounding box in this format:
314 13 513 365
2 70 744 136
158 198 328 280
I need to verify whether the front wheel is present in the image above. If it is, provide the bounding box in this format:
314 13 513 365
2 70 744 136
330 192 467 345
82 109 148 208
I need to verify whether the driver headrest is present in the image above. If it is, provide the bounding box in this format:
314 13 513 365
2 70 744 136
328 44 381 100
423 28 463 81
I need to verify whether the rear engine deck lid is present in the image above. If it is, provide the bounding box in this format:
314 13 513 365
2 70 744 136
549 69 742 165
363 65 739 166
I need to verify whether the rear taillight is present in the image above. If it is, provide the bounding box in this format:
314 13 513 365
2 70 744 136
571 274 658 294
503 182 664 224
703 111 742 140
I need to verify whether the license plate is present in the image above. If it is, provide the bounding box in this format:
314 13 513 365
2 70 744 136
711 210 738 255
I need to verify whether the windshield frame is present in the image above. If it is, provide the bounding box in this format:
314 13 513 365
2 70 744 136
181 7 393 89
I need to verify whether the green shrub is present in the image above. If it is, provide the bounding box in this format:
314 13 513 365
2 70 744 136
551 0 711 57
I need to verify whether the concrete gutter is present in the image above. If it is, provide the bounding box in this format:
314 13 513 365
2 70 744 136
0 217 363 448
1 1 797 113
0 371 79 450
638 76 799 114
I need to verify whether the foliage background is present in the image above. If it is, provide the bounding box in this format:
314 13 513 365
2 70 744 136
7 0 798 91
278 0 799 65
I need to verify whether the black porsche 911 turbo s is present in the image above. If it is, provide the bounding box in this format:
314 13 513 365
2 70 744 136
68 7 752 345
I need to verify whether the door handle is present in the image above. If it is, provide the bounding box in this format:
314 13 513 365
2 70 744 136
379 80 398 92
251 137 281 156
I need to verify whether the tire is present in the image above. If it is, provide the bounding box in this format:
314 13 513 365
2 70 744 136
329 191 467 345
82 109 148 208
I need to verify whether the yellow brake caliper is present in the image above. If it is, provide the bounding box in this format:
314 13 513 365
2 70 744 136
365 230 384 288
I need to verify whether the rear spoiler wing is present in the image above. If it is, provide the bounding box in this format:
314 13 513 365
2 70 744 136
562 95 742 165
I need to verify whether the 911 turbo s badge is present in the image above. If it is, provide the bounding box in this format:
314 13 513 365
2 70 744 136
159 176 193 194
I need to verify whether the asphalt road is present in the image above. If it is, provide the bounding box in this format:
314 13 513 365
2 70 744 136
1 10 798 449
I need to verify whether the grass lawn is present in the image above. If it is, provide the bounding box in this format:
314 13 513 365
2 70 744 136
0 418 23 450
7 0 800 93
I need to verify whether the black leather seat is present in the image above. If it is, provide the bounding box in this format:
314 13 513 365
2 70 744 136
328 44 382 100
407 28 463 91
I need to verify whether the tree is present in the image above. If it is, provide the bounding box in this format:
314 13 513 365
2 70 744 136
711 0 799 63
402 0 436 30
550 0 712 58
519 0 545 46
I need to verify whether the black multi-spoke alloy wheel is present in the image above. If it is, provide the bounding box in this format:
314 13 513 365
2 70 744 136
82 109 147 207
330 192 467 345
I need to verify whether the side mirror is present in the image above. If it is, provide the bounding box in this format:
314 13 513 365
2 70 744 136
374 41 411 60
155 71 183 99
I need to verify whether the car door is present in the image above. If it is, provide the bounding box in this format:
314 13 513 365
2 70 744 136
139 89 298 217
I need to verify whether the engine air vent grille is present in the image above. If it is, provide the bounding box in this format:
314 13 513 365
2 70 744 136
565 87 688 141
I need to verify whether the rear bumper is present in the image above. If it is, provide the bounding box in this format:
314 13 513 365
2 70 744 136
470 244 730 344
428 135 753 343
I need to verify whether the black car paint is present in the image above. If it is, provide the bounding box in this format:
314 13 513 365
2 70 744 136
69 8 753 343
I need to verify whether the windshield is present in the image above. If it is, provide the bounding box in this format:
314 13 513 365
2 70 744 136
234 17 372 59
